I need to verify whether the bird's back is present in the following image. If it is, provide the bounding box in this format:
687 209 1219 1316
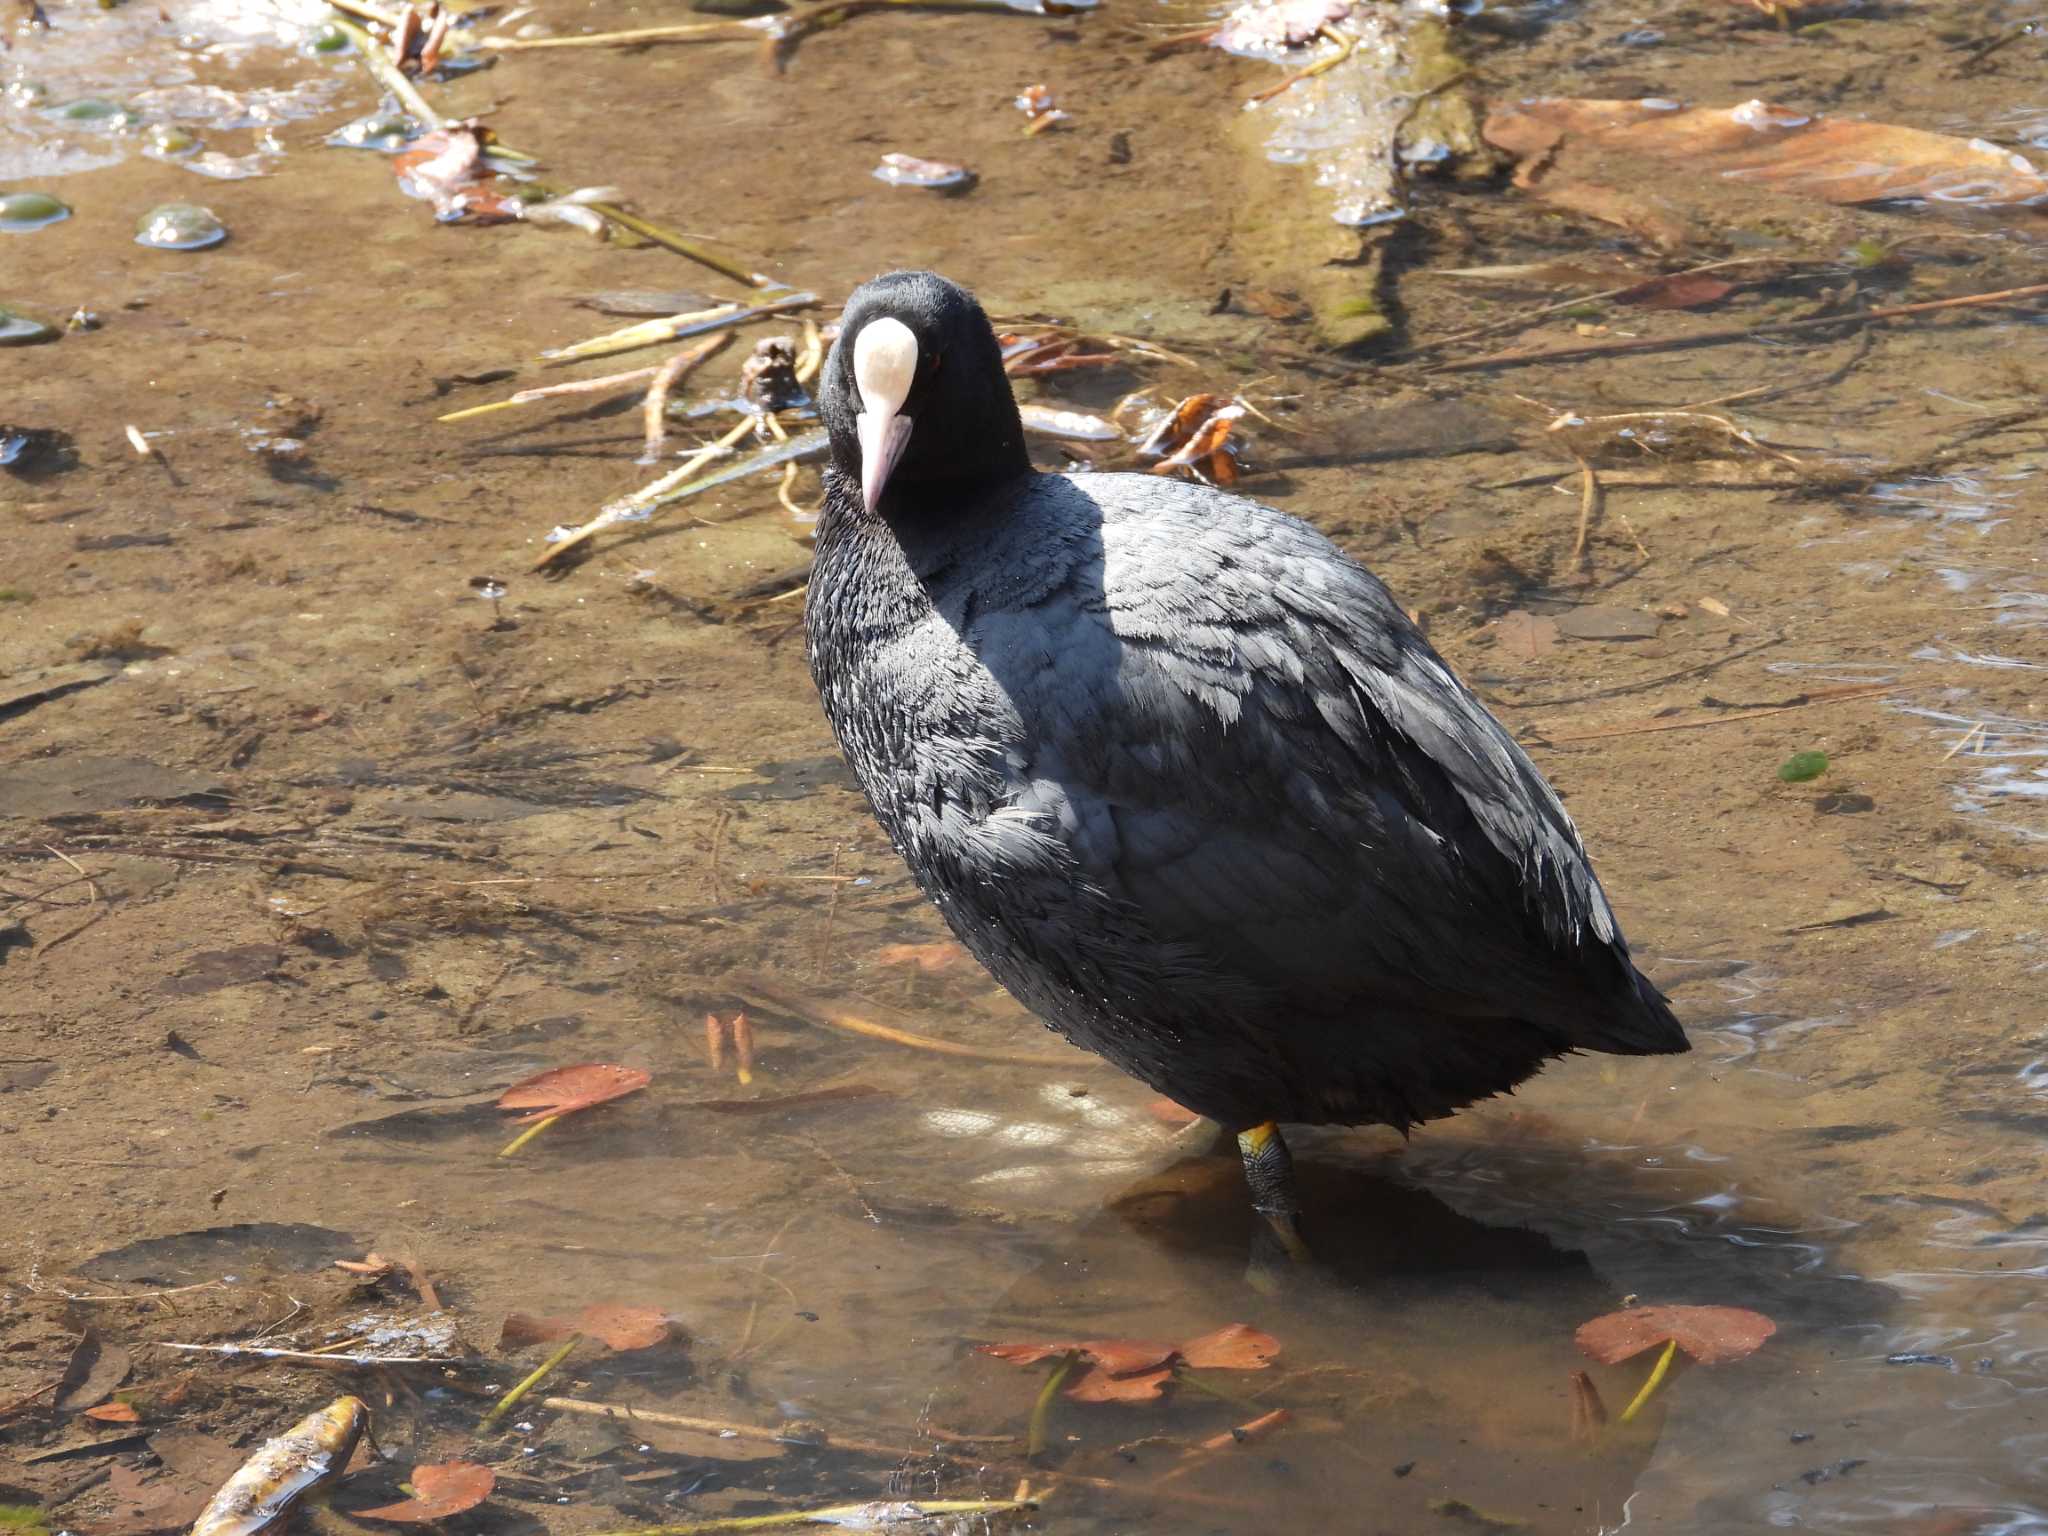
807 468 1686 1128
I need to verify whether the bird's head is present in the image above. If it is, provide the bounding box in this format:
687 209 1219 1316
819 270 1029 518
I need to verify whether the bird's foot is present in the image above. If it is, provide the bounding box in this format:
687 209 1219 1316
1237 1122 1314 1288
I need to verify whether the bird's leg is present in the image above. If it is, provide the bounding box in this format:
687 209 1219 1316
1236 1122 1312 1265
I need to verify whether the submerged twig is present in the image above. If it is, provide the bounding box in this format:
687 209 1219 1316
734 974 1095 1068
1431 281 2048 373
482 1334 581 1430
1538 681 1896 745
1617 1339 1678 1423
1396 256 1792 362
496 1113 562 1157
1027 1352 1078 1460
540 1396 1261 1511
157 1342 459 1366
585 1498 1036 1536
1152 1407 1292 1487
1565 448 1600 571
646 333 737 460
543 295 813 364
327 12 441 127
437 364 664 424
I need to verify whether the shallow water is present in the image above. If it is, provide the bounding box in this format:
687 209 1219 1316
4 0 2048 1532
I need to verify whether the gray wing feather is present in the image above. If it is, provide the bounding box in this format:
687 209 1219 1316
980 476 1632 1035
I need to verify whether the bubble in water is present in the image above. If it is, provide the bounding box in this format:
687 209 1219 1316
135 204 227 251
305 20 353 53
872 153 976 192
0 308 57 346
48 97 141 129
326 111 419 151
0 192 69 233
144 123 203 160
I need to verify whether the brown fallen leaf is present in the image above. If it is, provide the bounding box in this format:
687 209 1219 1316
1616 272 1737 310
1526 178 1696 251
1486 98 2048 212
875 940 973 973
1575 1303 1776 1366
85 1401 142 1423
500 1303 674 1352
980 1324 1280 1404
1146 1096 1204 1127
497 1063 652 1124
1723 0 1836 22
55 1328 132 1413
352 1460 496 1523
1178 1323 1282 1371
1064 1366 1174 1402
1554 605 1662 642
1496 609 1559 662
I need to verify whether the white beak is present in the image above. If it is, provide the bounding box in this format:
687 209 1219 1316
855 409 914 515
851 315 918 515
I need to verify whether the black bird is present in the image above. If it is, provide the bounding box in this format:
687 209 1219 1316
806 271 1687 1254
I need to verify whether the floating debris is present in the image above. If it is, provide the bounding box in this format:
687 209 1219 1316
1015 82 1069 136
872 153 977 193
0 192 69 233
0 308 57 346
1135 393 1250 485
1778 750 1830 783
518 185 620 237
1018 402 1121 441
468 575 509 626
392 122 523 221
740 336 807 412
189 1396 367 1536
134 203 228 251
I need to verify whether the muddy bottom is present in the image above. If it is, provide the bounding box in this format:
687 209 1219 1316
4 0 2048 1532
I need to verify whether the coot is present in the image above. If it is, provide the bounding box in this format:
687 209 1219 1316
806 271 1687 1251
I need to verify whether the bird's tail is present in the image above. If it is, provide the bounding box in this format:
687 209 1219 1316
1580 961 1690 1056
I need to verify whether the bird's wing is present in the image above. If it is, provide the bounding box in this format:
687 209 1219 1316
969 476 1642 1036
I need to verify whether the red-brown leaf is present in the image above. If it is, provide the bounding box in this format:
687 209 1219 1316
499 1311 573 1349
1617 273 1737 311
1575 1304 1776 1366
1065 1366 1173 1402
1178 1323 1281 1371
353 1461 496 1523
501 1303 673 1352
497 1063 651 1123
84 1401 141 1423
1486 98 2048 211
576 1304 672 1351
875 941 972 973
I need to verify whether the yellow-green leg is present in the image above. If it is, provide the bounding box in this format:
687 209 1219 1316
1237 1121 1312 1265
